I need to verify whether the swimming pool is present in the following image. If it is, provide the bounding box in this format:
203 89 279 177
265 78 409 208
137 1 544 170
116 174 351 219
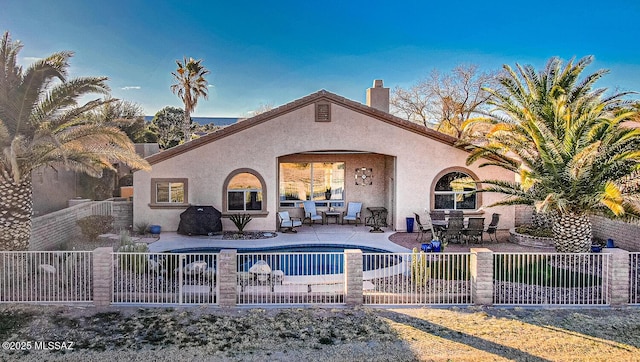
168 244 402 275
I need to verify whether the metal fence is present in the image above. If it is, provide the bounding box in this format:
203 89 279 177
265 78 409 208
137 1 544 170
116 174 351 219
0 250 629 307
363 252 472 305
631 252 640 305
493 252 610 306
112 252 217 305
91 200 113 216
237 252 344 305
0 251 93 303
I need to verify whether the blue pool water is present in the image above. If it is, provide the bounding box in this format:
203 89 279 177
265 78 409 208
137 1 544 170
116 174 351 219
167 244 402 275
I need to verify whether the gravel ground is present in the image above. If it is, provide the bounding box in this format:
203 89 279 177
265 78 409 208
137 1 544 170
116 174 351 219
1 305 639 362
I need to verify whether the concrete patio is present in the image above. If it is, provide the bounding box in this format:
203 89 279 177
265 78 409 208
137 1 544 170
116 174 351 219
148 224 540 253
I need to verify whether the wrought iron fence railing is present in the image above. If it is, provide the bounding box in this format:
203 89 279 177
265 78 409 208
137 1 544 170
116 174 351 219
493 252 610 306
363 252 472 305
236 252 344 305
112 252 217 305
0 251 93 303
631 252 640 305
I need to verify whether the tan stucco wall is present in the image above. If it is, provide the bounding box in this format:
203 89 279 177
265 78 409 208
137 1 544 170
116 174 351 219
134 102 515 232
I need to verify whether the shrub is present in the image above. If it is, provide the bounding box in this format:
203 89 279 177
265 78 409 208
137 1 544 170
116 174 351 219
77 215 114 240
118 230 149 274
134 222 150 236
516 225 553 238
230 214 252 232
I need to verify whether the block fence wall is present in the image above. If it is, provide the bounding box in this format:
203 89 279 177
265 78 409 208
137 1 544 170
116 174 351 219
515 206 640 252
91 248 633 307
30 199 133 251
30 202 94 250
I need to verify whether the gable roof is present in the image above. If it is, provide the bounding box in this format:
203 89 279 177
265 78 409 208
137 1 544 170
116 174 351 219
146 89 459 165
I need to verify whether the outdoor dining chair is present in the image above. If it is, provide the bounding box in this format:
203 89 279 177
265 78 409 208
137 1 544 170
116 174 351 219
463 217 485 244
303 201 323 225
448 210 464 220
486 213 501 242
413 213 432 242
277 211 302 233
441 217 464 244
342 202 362 226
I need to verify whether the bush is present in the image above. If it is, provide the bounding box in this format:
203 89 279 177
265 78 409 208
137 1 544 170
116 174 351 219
230 214 252 232
118 230 149 274
134 222 150 236
516 224 553 238
77 215 114 240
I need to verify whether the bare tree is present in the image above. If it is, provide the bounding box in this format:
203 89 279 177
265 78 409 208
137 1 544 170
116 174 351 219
249 103 275 117
390 64 500 139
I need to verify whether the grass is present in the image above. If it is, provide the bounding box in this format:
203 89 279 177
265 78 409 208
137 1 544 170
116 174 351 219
494 254 602 287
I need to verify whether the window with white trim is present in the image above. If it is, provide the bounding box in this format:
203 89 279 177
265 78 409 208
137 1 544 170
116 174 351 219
434 171 477 210
227 172 263 211
279 162 345 207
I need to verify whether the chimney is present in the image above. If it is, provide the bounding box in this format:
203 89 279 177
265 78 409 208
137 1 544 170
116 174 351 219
366 79 389 113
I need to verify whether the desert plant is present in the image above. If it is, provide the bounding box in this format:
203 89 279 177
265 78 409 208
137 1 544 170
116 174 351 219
117 230 149 274
0 32 150 251
411 248 429 286
77 215 114 240
134 222 150 236
229 214 252 232
464 56 640 252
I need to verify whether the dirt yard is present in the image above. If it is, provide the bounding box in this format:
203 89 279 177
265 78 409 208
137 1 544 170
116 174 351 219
0 305 638 361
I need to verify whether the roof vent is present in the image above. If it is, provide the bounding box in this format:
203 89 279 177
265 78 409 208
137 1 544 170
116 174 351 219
315 102 331 122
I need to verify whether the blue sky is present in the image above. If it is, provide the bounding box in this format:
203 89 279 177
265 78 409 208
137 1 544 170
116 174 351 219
2 0 640 117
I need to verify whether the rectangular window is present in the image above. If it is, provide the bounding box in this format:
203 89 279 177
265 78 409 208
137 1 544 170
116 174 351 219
434 192 476 210
279 162 345 207
228 190 262 211
151 178 188 207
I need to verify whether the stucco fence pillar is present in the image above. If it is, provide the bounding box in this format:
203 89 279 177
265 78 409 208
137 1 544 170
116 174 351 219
217 249 237 307
470 248 494 306
344 249 363 306
93 247 113 307
603 248 630 306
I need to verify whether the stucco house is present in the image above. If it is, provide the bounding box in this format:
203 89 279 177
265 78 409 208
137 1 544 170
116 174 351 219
133 80 516 233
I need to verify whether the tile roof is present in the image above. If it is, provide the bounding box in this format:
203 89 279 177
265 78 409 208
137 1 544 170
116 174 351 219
146 89 459 165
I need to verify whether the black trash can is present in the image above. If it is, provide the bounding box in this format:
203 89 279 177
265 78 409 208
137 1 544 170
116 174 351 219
406 217 415 233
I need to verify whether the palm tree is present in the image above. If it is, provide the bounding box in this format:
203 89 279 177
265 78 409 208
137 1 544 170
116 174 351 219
170 57 210 143
464 56 640 252
0 31 150 250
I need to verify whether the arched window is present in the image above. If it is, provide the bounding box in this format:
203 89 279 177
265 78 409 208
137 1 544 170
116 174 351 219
433 171 477 210
223 169 266 213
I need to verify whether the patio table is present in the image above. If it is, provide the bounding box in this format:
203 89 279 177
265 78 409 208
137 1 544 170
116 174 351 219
323 211 342 224
431 220 448 240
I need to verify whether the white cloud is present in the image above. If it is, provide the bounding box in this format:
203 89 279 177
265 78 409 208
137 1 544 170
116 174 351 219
121 86 141 90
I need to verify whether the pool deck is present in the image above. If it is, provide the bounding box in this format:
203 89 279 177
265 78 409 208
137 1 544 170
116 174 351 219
147 224 541 253
148 224 409 253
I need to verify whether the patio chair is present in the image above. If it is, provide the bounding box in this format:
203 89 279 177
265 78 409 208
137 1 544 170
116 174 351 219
303 201 323 225
278 211 302 233
414 213 432 242
448 210 464 220
486 213 500 242
342 202 362 226
441 217 464 244
464 217 485 244
430 210 446 222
